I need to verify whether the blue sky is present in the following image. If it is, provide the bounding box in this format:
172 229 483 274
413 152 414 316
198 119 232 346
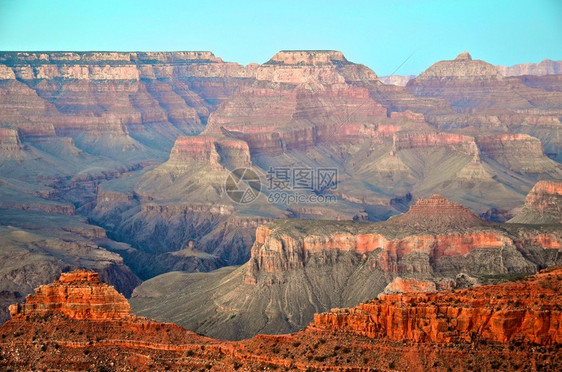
0 0 560 75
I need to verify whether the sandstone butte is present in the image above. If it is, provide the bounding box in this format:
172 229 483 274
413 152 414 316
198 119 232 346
1 268 561 371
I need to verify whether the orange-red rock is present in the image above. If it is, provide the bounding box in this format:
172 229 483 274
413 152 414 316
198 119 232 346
1 268 560 371
313 267 562 345
9 271 131 321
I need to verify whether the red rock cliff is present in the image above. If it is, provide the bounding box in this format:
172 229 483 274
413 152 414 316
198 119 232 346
245 195 562 283
1 267 561 371
313 267 562 345
9 270 131 321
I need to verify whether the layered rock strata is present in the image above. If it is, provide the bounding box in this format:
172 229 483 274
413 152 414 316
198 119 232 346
313 266 562 345
130 193 562 340
1 269 560 371
407 52 562 112
509 180 562 224
9 271 130 321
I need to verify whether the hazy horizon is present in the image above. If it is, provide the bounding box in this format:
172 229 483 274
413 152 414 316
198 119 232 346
1 0 561 75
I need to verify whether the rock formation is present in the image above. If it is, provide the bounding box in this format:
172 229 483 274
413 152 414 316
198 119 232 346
1 268 560 371
169 135 251 169
386 194 484 229
314 266 562 345
0 208 141 325
203 51 390 156
131 193 562 340
0 51 256 158
509 180 562 224
9 271 130 321
415 51 503 80
407 51 562 112
1 49 562 339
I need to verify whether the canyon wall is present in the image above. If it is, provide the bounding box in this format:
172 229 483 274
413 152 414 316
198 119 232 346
314 267 562 345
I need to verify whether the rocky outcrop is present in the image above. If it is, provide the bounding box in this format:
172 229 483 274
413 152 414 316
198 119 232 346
169 135 251 169
497 59 562 76
9 271 130 321
0 51 240 79
382 277 442 294
258 50 377 84
415 51 503 80
313 267 562 345
387 194 485 229
391 132 478 156
509 180 562 224
266 50 351 66
525 180 562 209
0 270 232 370
0 127 23 152
1 266 560 371
475 133 561 174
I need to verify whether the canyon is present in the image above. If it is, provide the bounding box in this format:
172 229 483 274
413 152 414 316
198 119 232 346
1 49 561 343
130 193 562 340
1 268 560 370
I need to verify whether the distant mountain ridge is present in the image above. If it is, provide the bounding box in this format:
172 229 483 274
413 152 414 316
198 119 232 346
497 59 562 76
377 58 562 88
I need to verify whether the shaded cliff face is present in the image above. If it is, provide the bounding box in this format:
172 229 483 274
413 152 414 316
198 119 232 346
1 269 560 371
509 180 562 224
130 194 562 340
